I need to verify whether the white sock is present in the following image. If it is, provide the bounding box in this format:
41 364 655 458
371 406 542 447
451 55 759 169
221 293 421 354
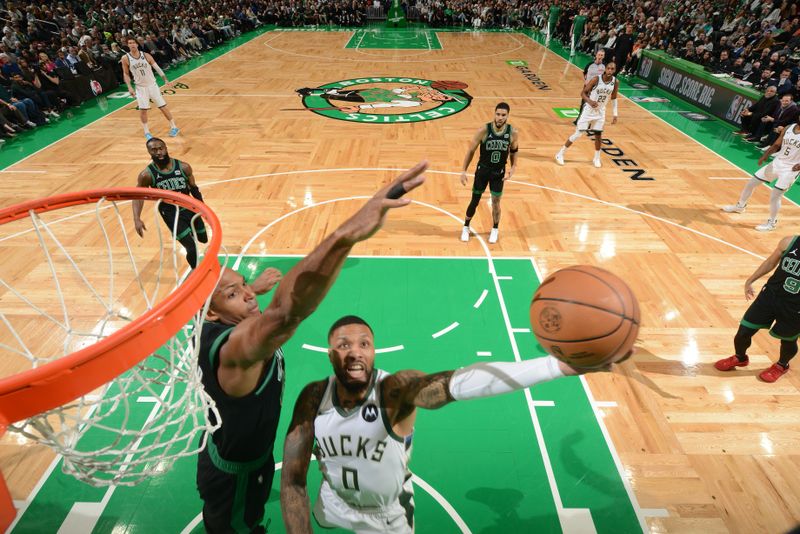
142 123 150 134
558 146 566 154
769 188 783 220
594 150 601 160
738 177 760 206
169 120 177 129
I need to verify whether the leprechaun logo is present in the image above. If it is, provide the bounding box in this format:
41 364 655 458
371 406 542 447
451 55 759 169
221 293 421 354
294 77 472 123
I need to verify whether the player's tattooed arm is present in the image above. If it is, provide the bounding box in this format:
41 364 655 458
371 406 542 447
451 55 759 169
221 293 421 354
383 370 456 414
281 380 327 534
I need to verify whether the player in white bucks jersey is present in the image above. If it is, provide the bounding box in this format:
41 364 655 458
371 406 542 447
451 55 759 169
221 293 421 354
193 164 427 533
722 117 800 231
556 61 620 168
121 37 179 140
281 316 631 533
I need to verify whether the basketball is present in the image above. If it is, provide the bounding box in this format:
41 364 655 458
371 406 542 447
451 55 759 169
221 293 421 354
430 80 468 91
530 265 639 369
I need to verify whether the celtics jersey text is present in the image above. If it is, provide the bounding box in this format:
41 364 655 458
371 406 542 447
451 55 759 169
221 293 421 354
147 158 190 195
314 369 413 509
478 122 512 170
767 236 800 299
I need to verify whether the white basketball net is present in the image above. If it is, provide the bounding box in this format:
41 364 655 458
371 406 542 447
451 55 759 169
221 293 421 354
0 195 221 486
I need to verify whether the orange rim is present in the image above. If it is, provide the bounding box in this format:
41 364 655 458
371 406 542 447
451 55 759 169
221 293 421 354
0 187 222 425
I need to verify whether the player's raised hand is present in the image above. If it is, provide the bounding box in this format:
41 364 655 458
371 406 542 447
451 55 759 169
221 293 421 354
338 161 428 245
252 267 282 295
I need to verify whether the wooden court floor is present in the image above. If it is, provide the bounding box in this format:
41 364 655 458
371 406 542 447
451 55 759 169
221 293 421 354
1 29 799 533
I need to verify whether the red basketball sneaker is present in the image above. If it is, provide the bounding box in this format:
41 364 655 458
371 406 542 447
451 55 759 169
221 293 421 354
759 363 789 382
715 355 749 371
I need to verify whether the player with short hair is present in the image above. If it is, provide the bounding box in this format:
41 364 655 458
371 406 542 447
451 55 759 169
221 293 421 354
195 163 427 533
121 36 179 139
722 117 800 231
556 61 619 168
459 102 518 244
132 137 206 268
280 316 631 532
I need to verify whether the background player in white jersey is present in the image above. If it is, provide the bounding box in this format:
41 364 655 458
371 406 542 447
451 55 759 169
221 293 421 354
556 61 619 168
121 36 179 140
722 117 800 231
280 316 631 533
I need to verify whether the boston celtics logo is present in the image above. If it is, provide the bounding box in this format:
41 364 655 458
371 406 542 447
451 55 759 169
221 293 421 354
295 77 472 124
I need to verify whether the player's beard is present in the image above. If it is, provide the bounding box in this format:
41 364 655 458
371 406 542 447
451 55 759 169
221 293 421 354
334 363 373 394
153 154 170 166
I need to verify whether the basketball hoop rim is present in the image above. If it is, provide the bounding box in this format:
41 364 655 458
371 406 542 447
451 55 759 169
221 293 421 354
0 187 222 427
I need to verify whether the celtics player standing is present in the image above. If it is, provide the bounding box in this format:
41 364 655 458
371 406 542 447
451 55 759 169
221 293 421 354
132 137 207 268
195 163 427 533
280 316 630 532
715 235 800 382
459 102 518 244
556 61 619 168
545 2 561 46
570 8 588 56
121 36 179 140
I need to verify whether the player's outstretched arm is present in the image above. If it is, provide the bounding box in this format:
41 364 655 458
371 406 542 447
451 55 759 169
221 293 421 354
384 352 632 421
219 162 428 367
281 380 327 534
132 169 151 237
611 80 620 124
460 127 484 185
744 235 792 299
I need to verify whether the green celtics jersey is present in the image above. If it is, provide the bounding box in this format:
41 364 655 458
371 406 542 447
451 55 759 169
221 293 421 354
548 5 561 25
147 159 190 195
767 236 800 298
573 14 587 36
478 122 513 170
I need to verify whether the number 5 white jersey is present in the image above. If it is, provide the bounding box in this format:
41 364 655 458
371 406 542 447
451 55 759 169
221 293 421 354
776 124 800 169
313 369 413 509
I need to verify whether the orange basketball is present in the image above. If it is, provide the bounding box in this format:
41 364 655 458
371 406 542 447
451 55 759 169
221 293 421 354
530 265 639 369
430 80 468 90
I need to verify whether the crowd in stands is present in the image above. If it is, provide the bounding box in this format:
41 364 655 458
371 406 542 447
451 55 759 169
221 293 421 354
537 0 800 148
0 0 797 148
0 0 276 144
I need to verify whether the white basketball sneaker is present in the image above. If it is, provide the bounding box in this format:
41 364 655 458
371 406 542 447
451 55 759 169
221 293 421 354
593 157 601 168
555 152 565 165
722 203 746 213
460 226 470 242
755 218 777 231
489 228 499 243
